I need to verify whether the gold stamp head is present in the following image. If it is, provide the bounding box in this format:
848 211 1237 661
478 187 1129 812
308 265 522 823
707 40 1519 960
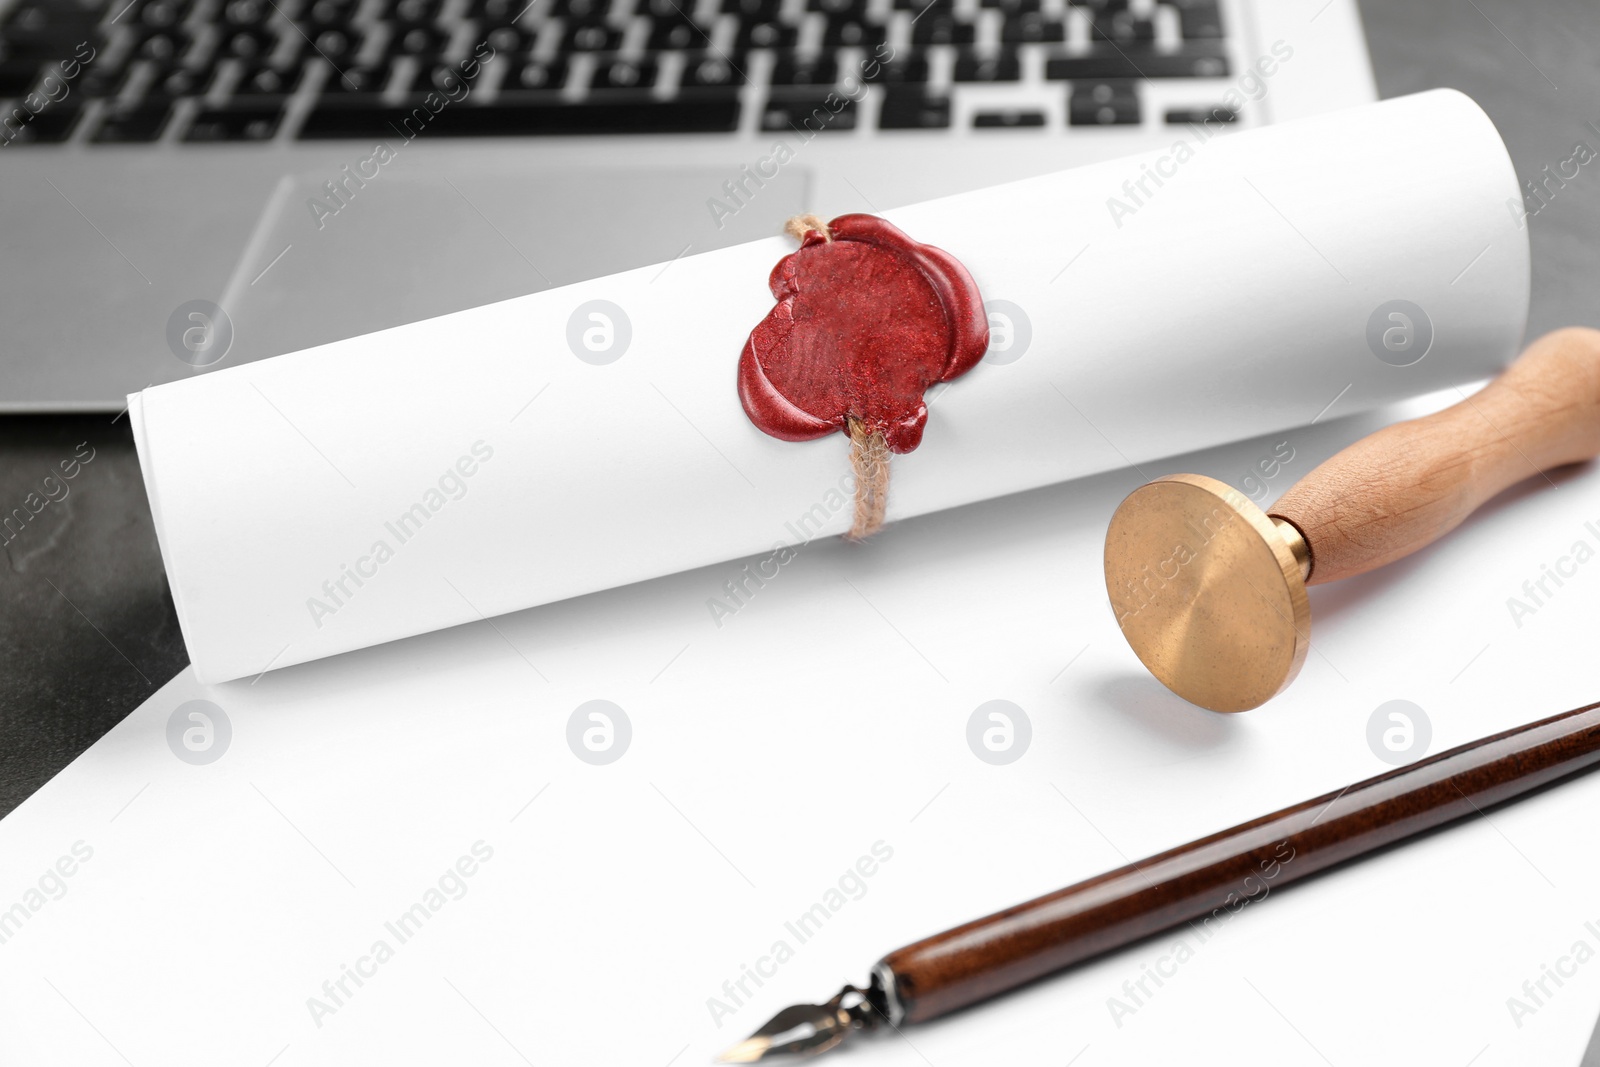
1103 474 1310 713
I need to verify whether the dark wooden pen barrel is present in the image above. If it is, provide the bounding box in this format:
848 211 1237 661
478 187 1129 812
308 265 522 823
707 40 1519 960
878 701 1600 1023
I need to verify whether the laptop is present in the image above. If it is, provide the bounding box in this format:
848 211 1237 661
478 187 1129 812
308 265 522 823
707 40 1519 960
0 0 1374 410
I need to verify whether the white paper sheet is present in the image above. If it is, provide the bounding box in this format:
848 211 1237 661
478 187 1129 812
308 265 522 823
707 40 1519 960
6 389 1600 1067
131 89 1529 684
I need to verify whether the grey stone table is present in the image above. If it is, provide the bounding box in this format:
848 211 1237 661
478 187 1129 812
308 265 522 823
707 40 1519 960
2 0 1597 819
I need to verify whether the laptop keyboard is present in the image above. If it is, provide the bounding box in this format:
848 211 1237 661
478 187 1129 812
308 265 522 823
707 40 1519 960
0 0 1236 143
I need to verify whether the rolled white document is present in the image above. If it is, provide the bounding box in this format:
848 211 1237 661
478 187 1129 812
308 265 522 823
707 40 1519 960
133 89 1529 683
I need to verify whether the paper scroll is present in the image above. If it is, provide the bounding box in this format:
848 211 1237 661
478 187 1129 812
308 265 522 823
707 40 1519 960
131 89 1529 682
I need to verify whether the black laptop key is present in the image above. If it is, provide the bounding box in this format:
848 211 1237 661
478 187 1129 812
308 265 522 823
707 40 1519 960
0 62 41 96
1173 0 1224 38
135 30 192 63
5 42 114 97
1068 80 1138 124
978 0 1038 12
647 16 711 49
135 0 188 25
953 47 1019 81
862 51 929 83
483 24 535 52
305 0 361 25
564 23 624 50
733 19 795 48
554 0 611 20
878 89 948 129
300 94 741 136
3 2 102 52
1 101 84 144
590 56 658 89
236 63 303 95
323 65 392 93
221 0 274 25
91 101 173 142
299 99 475 139
78 60 127 98
1000 13 1063 42
681 52 747 89
410 61 482 93
974 108 1045 128
894 0 953 11
387 25 451 56
808 0 867 14
150 64 215 97
722 0 783 18
219 27 276 57
1137 43 1229 77
184 99 284 141
771 52 837 87
822 17 885 47
1090 11 1153 41
311 27 364 59
4 1 102 29
1046 43 1228 79
501 57 569 90
383 0 446 20
1165 104 1234 124
465 0 522 18
760 94 855 133
911 15 974 45
0 36 105 69
88 67 137 99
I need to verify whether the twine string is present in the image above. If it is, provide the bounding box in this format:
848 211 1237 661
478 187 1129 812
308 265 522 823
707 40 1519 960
846 416 890 541
784 214 833 242
784 215 887 541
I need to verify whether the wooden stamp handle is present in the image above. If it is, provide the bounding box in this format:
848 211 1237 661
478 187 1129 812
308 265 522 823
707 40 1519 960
1271 327 1600 586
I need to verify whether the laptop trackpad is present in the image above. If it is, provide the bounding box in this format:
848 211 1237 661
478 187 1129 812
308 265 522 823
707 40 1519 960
219 163 811 366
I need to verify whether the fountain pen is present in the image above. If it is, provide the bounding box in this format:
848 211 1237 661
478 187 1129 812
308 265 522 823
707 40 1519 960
721 698 1600 1060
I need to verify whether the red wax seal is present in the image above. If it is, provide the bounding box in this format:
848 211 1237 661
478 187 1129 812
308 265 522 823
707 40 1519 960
738 214 988 456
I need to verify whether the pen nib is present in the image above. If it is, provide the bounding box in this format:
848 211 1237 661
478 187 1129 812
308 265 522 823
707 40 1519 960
716 984 881 1063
